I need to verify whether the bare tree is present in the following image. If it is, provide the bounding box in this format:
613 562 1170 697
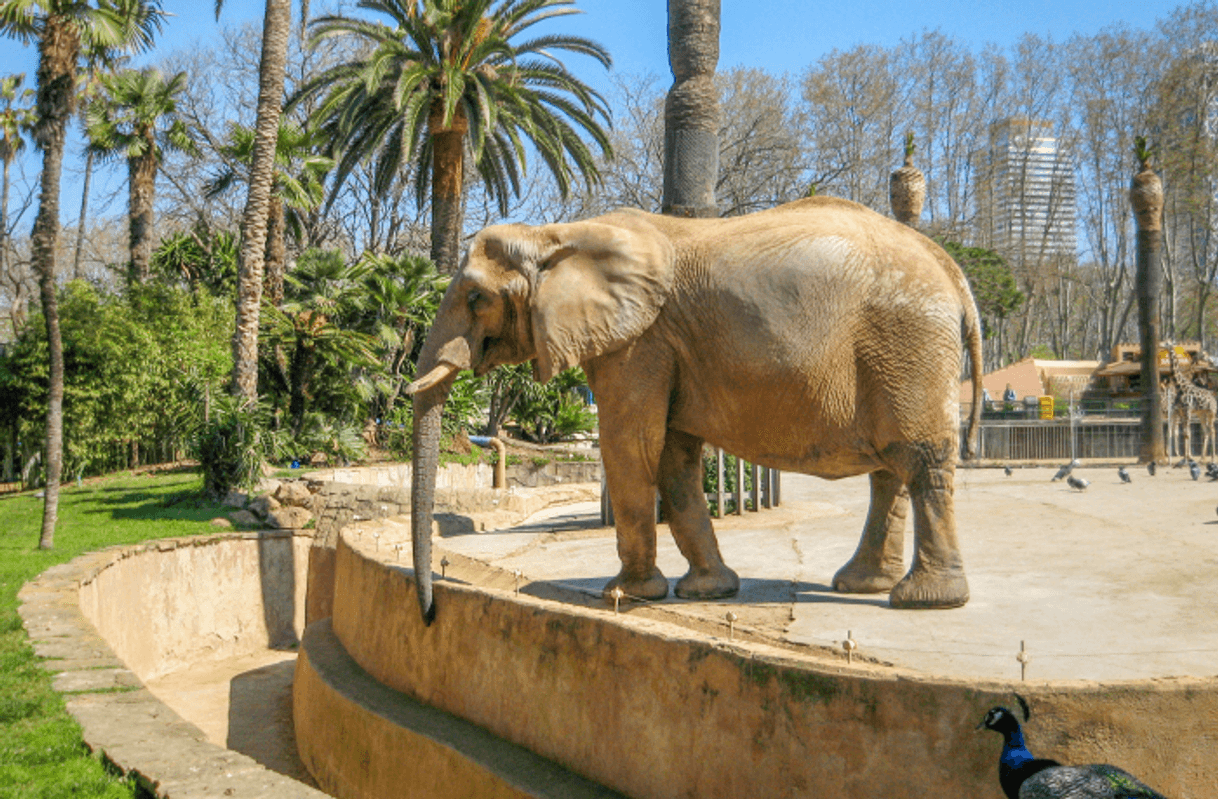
715 67 807 216
800 43 902 208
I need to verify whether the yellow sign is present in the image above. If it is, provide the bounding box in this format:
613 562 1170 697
1038 396 1054 419
1157 346 1190 368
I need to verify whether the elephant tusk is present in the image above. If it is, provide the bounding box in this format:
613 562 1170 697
404 362 461 395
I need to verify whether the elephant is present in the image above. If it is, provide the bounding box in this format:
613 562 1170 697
405 196 984 622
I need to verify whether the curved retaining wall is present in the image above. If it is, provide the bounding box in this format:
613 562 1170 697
20 533 327 798
77 531 312 680
297 534 1218 799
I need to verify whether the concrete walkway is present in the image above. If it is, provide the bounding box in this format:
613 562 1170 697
436 464 1218 684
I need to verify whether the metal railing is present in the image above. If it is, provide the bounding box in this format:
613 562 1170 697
962 417 1211 462
600 447 781 526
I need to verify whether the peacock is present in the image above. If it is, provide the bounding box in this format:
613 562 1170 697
978 697 1169 799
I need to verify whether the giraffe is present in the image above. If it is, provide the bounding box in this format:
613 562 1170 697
1167 343 1217 463
1160 378 1185 461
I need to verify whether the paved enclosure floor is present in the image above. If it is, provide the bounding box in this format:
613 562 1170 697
436 464 1218 683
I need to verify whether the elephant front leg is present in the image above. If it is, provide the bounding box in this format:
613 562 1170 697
889 461 969 609
833 470 908 594
659 430 740 600
601 443 670 603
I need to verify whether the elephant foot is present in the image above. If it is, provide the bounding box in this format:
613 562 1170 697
604 567 669 603
888 569 969 609
832 559 904 594
674 566 741 600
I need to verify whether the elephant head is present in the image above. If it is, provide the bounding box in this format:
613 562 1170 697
403 211 675 621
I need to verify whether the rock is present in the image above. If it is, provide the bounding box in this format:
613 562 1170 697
248 494 281 519
275 481 312 507
256 478 282 497
267 506 312 529
222 491 248 508
228 510 261 528
309 451 328 466
209 517 233 529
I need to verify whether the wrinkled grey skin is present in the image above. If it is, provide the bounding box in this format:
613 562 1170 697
407 197 983 623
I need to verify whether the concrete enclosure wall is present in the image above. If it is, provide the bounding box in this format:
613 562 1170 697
302 536 1218 799
78 532 313 681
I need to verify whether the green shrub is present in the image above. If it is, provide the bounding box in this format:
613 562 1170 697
195 397 284 498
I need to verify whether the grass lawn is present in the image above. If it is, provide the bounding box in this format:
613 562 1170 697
0 469 231 799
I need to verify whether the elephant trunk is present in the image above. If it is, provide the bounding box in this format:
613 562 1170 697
410 375 448 622
405 304 472 623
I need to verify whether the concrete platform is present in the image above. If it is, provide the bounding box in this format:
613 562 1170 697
433 465 1218 684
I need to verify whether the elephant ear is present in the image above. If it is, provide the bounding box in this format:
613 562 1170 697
530 213 675 382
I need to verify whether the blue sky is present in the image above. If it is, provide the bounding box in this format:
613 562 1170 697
0 0 1198 230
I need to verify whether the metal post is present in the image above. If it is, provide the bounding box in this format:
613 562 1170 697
761 466 771 508
600 474 614 527
1070 389 1077 462
773 469 780 506
734 456 744 516
715 447 724 519
750 462 759 512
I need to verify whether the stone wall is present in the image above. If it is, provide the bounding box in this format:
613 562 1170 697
294 535 1218 799
311 458 601 492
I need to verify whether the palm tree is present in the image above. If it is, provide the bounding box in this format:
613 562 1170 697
71 42 126 280
0 0 164 549
216 0 294 406
357 251 447 423
85 67 194 282
260 250 381 434
662 0 719 218
203 120 332 306
1132 135 1166 465
291 0 613 273
0 73 33 294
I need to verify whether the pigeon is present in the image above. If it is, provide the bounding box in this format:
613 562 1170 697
1004 465 1013 477
1051 459 1079 482
1190 460 1202 481
1148 461 1157 476
1117 466 1131 484
979 698 1168 799
1207 462 1218 481
1066 475 1089 491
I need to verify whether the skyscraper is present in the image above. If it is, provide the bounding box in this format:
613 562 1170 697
973 118 1077 266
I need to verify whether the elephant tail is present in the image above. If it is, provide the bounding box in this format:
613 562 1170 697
961 298 984 460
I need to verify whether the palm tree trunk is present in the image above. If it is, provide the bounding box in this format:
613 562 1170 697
72 148 94 280
662 0 720 219
264 195 286 306
231 0 292 404
31 20 79 550
128 150 156 282
429 103 466 274
1133 156 1165 464
1 155 11 284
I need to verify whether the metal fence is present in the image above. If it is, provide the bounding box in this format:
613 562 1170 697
600 447 781 526
961 418 1210 462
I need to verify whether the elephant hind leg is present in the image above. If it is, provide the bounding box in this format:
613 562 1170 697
833 469 908 594
658 429 739 600
888 453 969 609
